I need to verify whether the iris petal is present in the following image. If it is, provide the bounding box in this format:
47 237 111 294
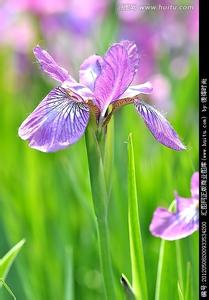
149 205 199 240
134 100 186 151
120 40 139 74
120 82 153 98
18 87 89 152
79 55 102 91
94 41 139 112
34 46 76 83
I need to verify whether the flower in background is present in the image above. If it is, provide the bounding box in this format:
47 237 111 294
18 41 185 152
4 0 70 15
149 73 172 111
0 1 35 52
150 172 199 240
117 0 199 83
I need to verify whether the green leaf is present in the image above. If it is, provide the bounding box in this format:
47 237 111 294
128 133 148 300
177 281 185 300
0 279 16 299
0 239 25 280
120 273 135 300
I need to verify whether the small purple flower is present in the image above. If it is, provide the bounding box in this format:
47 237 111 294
18 41 186 152
150 172 199 240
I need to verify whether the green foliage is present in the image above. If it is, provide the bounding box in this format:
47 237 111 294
0 239 25 299
127 134 148 300
0 239 25 281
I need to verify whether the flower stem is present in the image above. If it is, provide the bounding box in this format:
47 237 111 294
155 201 175 300
154 239 165 300
85 122 115 299
97 217 115 298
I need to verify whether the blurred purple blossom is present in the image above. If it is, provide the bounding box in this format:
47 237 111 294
150 172 199 240
149 73 172 111
5 0 71 15
117 0 199 83
18 41 185 152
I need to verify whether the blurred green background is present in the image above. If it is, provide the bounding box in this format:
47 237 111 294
0 0 198 299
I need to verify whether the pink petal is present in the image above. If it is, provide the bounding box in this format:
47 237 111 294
120 40 139 74
94 41 139 112
149 205 199 240
121 82 153 98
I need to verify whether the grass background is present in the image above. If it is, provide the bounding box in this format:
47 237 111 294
0 2 198 299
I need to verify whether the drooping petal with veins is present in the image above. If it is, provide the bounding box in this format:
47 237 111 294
34 46 76 83
18 87 89 152
135 100 186 150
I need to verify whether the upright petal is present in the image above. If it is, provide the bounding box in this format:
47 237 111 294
94 42 139 112
34 46 76 83
191 172 199 199
120 40 139 74
120 82 153 98
135 100 186 151
79 55 103 91
18 87 89 152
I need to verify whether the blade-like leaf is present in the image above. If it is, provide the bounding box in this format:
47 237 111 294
128 133 148 300
0 279 16 299
120 273 135 300
0 239 25 280
177 281 185 300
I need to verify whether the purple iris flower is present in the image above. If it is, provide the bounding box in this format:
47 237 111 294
18 41 185 152
150 172 199 240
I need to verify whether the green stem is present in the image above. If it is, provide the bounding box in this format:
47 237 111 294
176 241 184 293
155 201 175 300
97 217 115 298
85 123 115 300
154 239 165 300
185 262 191 300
